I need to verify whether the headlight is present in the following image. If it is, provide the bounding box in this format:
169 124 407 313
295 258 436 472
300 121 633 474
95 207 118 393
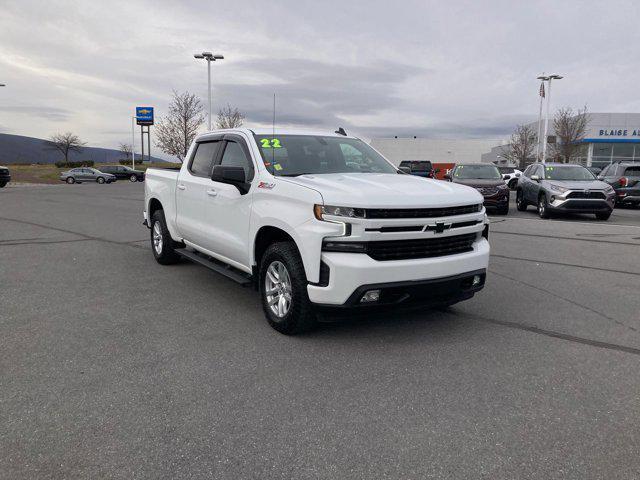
497 183 509 189
604 185 614 193
314 205 365 220
548 183 569 193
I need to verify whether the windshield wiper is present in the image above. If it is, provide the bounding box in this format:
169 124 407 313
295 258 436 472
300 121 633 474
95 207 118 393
278 173 312 177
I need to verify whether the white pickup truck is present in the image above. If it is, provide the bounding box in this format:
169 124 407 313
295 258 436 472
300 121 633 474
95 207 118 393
144 128 490 334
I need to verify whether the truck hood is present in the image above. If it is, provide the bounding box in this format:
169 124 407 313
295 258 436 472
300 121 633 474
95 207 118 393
283 173 484 208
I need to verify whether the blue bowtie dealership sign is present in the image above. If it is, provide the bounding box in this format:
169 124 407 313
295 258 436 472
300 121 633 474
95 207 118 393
136 106 154 125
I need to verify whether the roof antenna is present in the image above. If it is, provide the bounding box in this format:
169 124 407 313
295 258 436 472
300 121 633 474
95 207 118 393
335 127 347 136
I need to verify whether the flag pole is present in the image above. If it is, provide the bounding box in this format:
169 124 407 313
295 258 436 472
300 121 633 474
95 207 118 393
535 74 545 162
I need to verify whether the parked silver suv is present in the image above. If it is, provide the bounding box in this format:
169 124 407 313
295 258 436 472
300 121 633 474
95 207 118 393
516 163 615 220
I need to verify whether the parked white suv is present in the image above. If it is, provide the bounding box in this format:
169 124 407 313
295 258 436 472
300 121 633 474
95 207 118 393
144 129 490 334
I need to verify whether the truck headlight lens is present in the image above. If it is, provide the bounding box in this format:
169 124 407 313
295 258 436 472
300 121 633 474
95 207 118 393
314 205 366 220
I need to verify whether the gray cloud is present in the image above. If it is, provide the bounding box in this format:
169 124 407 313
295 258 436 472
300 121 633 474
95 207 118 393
1 0 640 149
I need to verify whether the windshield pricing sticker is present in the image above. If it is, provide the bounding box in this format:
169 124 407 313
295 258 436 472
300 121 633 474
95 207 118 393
274 163 283 171
260 138 282 148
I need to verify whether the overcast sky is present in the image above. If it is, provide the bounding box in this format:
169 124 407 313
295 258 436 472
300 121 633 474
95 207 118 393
1 0 640 152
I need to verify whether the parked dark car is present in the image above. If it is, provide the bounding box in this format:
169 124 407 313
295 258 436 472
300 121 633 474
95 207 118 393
59 168 116 184
0 165 10 187
516 163 615 220
597 162 640 207
445 163 509 214
399 160 434 178
99 165 145 182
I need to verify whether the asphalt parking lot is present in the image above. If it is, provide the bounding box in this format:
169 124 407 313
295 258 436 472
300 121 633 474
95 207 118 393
1 182 640 479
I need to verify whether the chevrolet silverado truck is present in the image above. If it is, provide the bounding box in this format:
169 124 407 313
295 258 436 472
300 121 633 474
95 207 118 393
144 128 490 334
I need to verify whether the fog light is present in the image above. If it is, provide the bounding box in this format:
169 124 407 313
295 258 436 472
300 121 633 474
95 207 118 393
550 195 556 202
472 275 482 286
360 289 381 303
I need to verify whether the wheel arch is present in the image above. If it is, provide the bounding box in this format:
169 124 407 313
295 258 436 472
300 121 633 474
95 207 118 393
253 226 297 277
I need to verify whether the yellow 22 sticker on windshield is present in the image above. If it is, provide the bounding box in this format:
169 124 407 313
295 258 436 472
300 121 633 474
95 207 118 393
260 138 282 148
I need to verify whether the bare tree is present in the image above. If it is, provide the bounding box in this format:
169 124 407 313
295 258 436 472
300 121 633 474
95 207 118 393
499 124 537 170
119 143 132 161
215 103 245 129
46 132 86 165
551 105 590 163
155 90 205 161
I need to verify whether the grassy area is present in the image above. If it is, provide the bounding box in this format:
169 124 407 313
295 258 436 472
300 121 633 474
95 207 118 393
7 162 182 184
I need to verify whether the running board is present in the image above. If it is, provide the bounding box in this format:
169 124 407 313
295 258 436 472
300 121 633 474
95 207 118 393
176 249 253 286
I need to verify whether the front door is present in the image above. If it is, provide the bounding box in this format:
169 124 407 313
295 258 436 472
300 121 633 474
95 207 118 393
202 136 256 269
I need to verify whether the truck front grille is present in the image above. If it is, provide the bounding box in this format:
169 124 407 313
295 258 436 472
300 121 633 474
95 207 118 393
366 233 477 261
566 191 606 199
366 204 480 219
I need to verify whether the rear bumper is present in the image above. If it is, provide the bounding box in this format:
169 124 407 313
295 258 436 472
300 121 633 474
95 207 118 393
307 237 490 305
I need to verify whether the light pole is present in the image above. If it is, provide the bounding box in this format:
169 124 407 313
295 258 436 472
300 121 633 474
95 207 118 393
538 74 563 163
131 115 138 170
194 52 224 130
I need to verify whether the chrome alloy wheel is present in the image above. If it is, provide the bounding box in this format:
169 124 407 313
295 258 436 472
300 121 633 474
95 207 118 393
152 221 163 255
265 260 292 318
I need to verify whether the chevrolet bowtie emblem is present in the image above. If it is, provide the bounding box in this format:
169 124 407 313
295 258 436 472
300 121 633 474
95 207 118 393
425 222 451 234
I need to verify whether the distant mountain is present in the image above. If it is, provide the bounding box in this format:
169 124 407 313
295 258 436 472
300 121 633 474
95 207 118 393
0 133 167 164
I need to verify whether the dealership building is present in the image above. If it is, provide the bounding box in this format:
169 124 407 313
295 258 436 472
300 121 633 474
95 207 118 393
482 112 640 169
370 138 502 166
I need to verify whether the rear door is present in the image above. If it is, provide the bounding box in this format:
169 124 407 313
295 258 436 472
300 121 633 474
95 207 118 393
623 165 640 187
175 137 223 246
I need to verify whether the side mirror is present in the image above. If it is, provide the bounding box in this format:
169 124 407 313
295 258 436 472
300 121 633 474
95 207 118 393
398 166 411 174
597 175 604 180
502 174 509 180
212 165 248 193
531 174 540 181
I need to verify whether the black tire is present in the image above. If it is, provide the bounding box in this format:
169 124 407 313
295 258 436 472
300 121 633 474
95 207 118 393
497 204 509 215
508 179 518 190
150 210 181 265
516 189 527 211
97 177 105 184
596 211 612 220
0 181 6 188
130 174 138 182
538 193 550 219
259 241 317 335
66 177 75 184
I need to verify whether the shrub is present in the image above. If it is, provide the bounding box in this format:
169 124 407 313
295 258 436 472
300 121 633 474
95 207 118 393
54 160 94 168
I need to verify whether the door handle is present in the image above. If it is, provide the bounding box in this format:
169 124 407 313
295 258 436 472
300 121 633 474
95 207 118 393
206 188 218 197
177 184 186 190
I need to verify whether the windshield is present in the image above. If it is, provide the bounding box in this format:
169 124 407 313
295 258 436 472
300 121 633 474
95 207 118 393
253 134 397 176
544 165 595 181
453 164 501 180
498 167 514 174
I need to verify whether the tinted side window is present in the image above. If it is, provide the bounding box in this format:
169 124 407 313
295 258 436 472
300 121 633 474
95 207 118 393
219 141 253 181
189 141 219 177
624 166 640 176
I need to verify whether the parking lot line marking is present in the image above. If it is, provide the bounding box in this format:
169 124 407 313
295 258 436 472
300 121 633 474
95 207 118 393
462 311 640 357
490 254 640 277
490 269 637 332
491 230 640 247
0 216 147 250
0 238 96 247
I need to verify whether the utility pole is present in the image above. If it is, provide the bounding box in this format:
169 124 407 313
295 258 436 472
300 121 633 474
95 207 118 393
131 116 137 169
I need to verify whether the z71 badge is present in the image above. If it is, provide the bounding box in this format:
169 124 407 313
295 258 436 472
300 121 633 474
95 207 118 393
258 182 275 189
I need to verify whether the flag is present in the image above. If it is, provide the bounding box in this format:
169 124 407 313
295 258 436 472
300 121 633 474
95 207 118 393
539 82 545 98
